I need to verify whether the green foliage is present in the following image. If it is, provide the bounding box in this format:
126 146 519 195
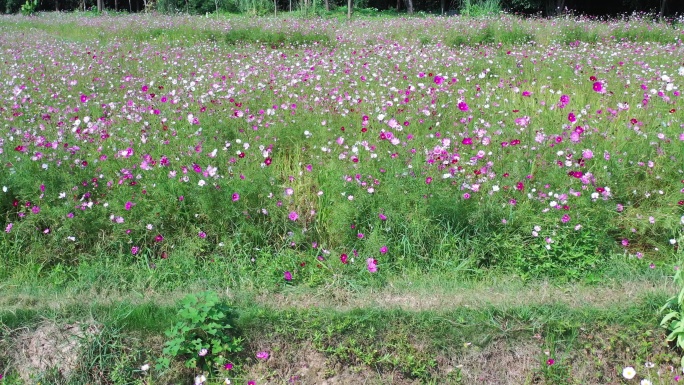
224 27 331 46
157 291 243 375
560 24 601 44
501 0 542 12
660 265 684 368
20 0 37 15
459 0 501 16
445 22 532 46
510 225 611 281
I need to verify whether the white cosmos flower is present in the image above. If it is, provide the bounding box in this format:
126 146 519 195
622 366 636 380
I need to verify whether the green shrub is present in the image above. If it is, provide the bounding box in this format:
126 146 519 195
157 291 243 374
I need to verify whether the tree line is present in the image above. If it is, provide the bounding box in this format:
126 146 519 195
1 0 681 22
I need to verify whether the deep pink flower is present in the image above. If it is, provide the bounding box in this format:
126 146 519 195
131 246 139 255
288 211 298 221
458 101 469 111
256 351 269 360
340 253 348 264
380 246 388 254
232 193 240 202
284 271 292 281
592 81 604 93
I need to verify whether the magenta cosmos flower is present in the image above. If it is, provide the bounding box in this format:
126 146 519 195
592 81 605 93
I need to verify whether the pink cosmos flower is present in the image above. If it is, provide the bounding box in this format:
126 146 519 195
514 116 530 127
380 246 388 254
256 351 269 360
232 193 240 202
284 271 292 281
367 258 378 273
458 101 469 111
288 211 298 221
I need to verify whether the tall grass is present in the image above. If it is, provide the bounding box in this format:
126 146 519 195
459 0 501 17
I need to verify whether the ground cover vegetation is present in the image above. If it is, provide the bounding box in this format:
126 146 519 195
0 11 683 384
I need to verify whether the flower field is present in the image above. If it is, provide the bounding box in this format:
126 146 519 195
0 12 683 384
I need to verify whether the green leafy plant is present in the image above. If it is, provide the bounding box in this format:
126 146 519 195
660 266 684 368
156 291 243 374
20 0 38 15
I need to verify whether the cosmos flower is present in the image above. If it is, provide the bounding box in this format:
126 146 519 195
622 366 636 379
